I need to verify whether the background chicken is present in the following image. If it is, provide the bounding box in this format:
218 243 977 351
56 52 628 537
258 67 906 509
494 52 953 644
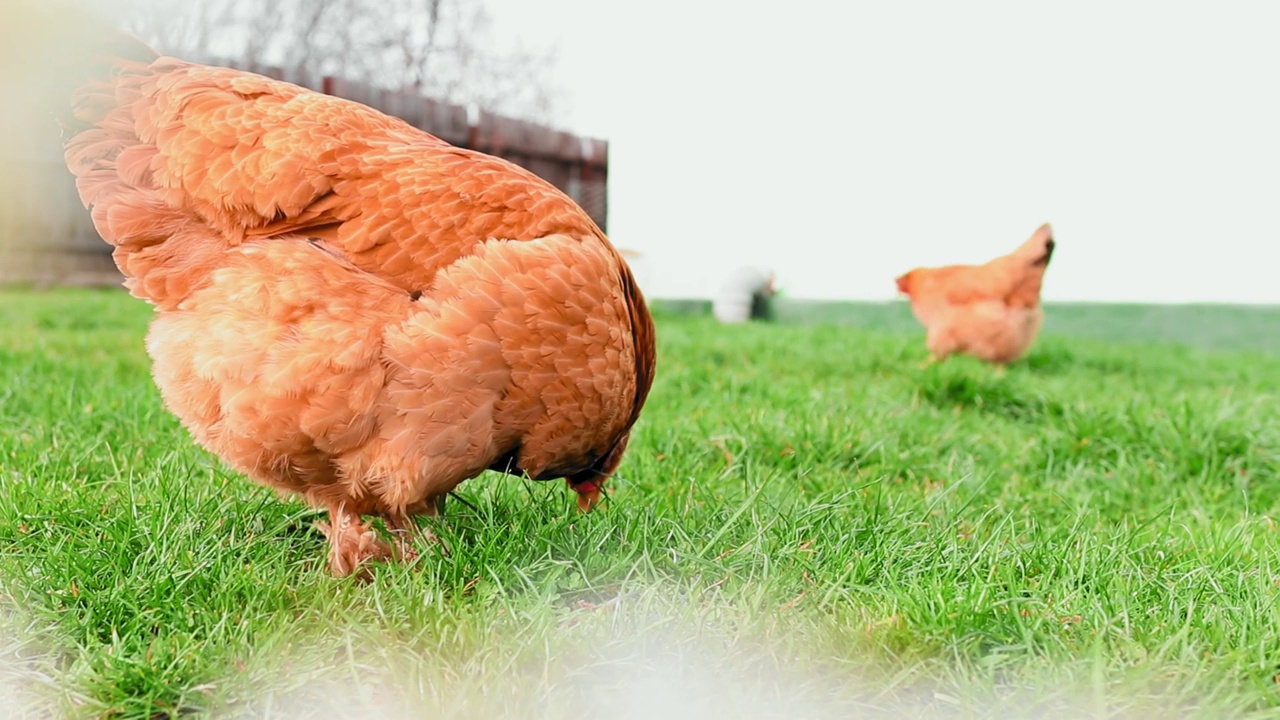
37 12 655 576
895 224 1055 364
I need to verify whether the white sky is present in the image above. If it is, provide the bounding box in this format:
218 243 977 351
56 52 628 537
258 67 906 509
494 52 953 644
482 1 1280 303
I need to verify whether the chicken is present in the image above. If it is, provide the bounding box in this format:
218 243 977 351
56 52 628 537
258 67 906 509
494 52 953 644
46 23 655 576
895 224 1055 364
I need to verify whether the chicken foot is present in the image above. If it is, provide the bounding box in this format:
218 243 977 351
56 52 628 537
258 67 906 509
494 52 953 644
315 504 393 578
384 495 451 562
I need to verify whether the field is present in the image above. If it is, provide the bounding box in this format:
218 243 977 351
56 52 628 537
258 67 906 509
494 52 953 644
2 288 1279 718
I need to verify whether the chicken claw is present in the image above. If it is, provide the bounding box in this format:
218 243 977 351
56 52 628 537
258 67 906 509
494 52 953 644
385 508 452 560
316 507 393 578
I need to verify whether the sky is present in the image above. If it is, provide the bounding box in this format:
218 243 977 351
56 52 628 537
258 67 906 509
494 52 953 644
481 1 1280 304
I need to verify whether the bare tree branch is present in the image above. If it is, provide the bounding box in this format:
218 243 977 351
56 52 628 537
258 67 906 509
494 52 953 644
122 0 561 123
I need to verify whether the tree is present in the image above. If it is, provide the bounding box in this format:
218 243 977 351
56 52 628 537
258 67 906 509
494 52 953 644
121 0 562 124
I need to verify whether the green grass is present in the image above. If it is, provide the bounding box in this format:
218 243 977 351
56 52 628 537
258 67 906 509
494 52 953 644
661 297 1280 353
2 288 1280 718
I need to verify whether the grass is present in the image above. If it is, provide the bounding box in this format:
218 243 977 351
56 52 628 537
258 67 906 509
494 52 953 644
664 297 1280 353
2 288 1280 718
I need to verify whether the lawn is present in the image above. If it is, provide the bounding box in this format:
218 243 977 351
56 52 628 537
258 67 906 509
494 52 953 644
2 288 1279 718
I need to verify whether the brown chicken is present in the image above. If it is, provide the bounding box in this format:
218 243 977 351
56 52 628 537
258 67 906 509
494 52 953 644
45 23 655 575
895 224 1055 364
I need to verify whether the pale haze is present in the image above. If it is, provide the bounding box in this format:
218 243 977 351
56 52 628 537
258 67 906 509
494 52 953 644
483 1 1280 304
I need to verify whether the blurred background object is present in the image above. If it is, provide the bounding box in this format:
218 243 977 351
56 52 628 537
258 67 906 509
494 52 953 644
713 267 777 324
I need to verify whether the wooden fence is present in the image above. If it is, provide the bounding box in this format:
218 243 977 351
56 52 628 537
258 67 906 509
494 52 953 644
0 59 608 286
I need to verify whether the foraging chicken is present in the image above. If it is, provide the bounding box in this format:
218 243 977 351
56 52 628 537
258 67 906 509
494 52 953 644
46 24 655 576
895 224 1055 364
